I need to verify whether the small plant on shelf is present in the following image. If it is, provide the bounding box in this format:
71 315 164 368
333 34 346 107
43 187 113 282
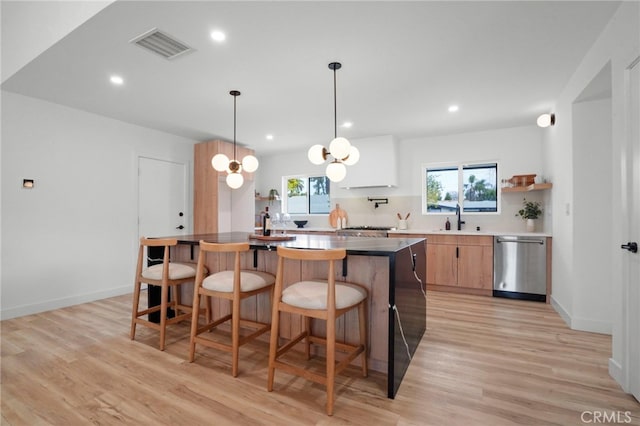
515 198 542 220
268 189 280 205
516 198 542 219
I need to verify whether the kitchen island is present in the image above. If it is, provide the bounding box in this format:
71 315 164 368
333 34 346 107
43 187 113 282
158 232 426 398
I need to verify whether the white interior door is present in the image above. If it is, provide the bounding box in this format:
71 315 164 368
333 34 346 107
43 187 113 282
624 58 640 401
138 156 188 238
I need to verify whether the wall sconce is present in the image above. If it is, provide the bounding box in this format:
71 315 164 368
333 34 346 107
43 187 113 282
23 179 34 189
307 62 359 182
537 113 555 128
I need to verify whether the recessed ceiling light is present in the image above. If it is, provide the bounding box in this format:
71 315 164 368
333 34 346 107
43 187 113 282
341 121 353 128
266 134 274 140
210 30 226 42
448 105 459 113
110 75 124 85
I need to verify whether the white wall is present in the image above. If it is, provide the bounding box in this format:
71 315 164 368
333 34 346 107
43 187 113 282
543 1 639 387
257 125 547 233
1 92 196 319
572 97 613 333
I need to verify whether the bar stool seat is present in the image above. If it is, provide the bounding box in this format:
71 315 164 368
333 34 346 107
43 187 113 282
282 280 367 310
142 263 199 280
204 270 275 293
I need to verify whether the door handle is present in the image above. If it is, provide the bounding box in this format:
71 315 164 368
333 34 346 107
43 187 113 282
496 238 544 244
176 225 184 230
621 242 638 253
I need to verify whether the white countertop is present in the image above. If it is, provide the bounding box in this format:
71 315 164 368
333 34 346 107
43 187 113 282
288 227 336 232
387 229 552 237
275 226 552 237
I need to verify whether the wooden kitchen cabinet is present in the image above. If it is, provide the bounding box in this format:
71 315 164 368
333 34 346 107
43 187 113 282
426 234 493 296
426 235 457 286
194 139 256 234
457 236 493 290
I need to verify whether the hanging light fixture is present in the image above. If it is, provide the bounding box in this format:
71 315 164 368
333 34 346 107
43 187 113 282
307 62 359 182
211 90 259 189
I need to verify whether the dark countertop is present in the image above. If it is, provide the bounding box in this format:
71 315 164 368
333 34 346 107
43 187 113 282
164 232 425 256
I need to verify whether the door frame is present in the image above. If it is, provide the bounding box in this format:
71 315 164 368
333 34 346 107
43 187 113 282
621 57 640 401
136 154 191 239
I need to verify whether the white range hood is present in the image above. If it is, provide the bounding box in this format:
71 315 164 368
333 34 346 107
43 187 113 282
339 135 398 189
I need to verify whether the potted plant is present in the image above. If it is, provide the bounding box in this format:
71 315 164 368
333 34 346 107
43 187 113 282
268 189 280 205
515 198 542 231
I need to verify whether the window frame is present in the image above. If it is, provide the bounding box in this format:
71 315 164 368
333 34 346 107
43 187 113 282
281 174 331 216
421 161 500 215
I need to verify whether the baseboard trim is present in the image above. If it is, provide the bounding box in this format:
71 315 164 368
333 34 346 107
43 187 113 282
571 317 612 335
550 295 611 334
609 357 627 391
550 295 572 327
1 285 131 320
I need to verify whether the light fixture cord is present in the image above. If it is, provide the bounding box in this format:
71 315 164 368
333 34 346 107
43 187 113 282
333 66 337 139
233 93 237 160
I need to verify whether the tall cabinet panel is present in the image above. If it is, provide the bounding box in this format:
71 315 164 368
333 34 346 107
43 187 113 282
194 140 255 234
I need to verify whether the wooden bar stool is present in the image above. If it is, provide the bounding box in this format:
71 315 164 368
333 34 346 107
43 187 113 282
189 241 275 377
130 237 203 351
267 246 368 416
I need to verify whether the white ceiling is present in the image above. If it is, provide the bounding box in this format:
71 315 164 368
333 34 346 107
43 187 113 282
1 1 620 155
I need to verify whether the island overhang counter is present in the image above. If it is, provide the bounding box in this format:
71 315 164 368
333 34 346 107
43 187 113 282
152 232 426 398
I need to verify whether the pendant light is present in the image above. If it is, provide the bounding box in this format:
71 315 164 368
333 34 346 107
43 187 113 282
307 62 359 182
211 90 259 189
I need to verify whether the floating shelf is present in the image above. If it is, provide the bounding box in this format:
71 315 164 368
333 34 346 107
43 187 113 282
502 183 553 193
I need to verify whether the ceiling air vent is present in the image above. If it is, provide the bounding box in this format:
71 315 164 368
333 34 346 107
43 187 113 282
130 28 193 60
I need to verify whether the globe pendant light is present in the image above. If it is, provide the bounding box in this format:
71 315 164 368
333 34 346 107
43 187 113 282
307 62 359 182
211 90 259 189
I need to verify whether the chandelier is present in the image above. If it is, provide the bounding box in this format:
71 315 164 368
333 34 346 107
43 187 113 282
211 90 259 188
307 62 359 182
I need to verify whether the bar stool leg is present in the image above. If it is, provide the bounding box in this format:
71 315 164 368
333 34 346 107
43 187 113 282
326 316 336 416
160 284 169 351
130 279 141 340
231 295 241 377
359 301 368 377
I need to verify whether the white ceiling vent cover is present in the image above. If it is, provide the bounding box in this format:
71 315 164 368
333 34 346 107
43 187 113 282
130 28 193 60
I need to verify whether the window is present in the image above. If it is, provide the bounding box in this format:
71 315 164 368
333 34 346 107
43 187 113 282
423 162 498 214
283 175 331 215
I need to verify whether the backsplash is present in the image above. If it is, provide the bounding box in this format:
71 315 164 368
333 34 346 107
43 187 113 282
278 193 550 234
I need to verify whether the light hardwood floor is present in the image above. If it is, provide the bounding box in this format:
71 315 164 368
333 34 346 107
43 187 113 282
1 291 638 425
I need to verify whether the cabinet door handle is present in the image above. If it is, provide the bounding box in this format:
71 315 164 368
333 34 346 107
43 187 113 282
456 247 459 258
621 242 638 253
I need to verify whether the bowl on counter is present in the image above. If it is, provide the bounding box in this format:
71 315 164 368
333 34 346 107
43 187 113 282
293 220 308 228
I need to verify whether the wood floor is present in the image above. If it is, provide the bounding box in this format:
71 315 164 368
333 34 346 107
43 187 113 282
1 291 638 425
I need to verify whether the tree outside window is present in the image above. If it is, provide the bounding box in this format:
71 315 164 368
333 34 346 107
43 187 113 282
284 175 330 215
423 163 498 214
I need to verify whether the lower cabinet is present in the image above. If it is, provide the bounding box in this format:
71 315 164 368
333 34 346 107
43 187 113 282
426 234 493 296
391 233 493 296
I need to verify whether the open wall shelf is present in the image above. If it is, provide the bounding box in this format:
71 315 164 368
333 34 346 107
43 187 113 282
502 183 553 193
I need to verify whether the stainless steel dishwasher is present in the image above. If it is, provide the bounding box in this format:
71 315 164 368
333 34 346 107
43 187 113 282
493 235 547 302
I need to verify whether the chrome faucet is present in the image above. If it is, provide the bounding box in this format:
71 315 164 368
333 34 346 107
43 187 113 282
456 204 465 231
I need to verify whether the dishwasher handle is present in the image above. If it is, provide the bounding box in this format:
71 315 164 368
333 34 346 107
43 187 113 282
496 237 545 245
